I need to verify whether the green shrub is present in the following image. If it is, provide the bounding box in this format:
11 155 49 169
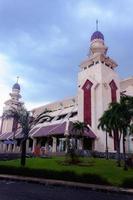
121 177 133 188
0 165 110 185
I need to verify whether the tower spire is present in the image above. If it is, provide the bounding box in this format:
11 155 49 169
96 19 98 31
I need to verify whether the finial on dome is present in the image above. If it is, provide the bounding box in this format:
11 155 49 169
90 20 104 41
12 76 20 91
96 19 98 31
16 76 19 83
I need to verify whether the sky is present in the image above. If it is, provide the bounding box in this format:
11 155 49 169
0 0 133 114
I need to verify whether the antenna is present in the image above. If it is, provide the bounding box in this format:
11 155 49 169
96 19 98 31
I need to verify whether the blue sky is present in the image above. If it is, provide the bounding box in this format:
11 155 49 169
0 0 133 113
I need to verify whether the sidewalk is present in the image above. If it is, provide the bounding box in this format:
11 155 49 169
0 174 133 195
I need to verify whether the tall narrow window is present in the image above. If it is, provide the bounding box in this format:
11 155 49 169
109 80 117 102
82 80 93 125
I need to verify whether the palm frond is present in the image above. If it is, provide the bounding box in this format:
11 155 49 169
72 121 88 137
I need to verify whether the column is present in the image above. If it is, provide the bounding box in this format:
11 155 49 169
52 137 57 152
45 140 49 154
3 144 7 152
8 144 12 152
32 138 37 153
13 143 17 152
17 146 21 153
0 142 3 152
79 138 83 150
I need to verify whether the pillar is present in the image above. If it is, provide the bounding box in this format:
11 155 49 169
52 137 57 152
0 142 3 152
17 146 21 153
32 138 37 153
8 144 12 152
3 144 7 152
13 143 17 152
79 138 83 150
1 143 3 152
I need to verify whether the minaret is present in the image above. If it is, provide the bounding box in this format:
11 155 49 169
1 78 24 134
78 24 120 152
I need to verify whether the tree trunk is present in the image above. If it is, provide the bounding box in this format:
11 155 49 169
115 131 121 167
75 138 78 149
123 134 128 171
117 141 121 167
105 131 109 159
21 139 26 167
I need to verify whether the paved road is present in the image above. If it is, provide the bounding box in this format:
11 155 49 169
0 180 132 200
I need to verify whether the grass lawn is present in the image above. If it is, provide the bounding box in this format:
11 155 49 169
0 157 132 187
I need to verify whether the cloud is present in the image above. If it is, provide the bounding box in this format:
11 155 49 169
74 1 105 19
0 0 132 116
0 53 13 76
0 53 20 114
25 101 50 111
0 53 49 115
0 83 10 115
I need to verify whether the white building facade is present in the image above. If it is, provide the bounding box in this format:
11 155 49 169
0 29 133 154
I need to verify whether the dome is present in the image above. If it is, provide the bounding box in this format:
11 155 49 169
12 83 20 90
91 31 104 41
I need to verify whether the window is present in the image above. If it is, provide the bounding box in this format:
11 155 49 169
70 112 77 118
57 114 67 120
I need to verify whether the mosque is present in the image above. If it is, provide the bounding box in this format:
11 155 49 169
0 27 133 154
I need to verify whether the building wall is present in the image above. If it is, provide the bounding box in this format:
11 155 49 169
120 77 133 96
32 97 77 117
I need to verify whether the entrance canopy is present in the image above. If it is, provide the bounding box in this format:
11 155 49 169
0 132 14 140
30 122 66 137
0 121 96 140
68 121 96 139
83 129 96 139
30 121 96 139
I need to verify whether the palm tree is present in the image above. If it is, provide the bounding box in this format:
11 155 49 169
65 121 88 163
110 96 133 170
3 106 31 166
99 95 133 170
119 95 133 170
98 110 112 160
98 102 125 166
108 102 123 167
3 107 52 166
72 121 88 150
